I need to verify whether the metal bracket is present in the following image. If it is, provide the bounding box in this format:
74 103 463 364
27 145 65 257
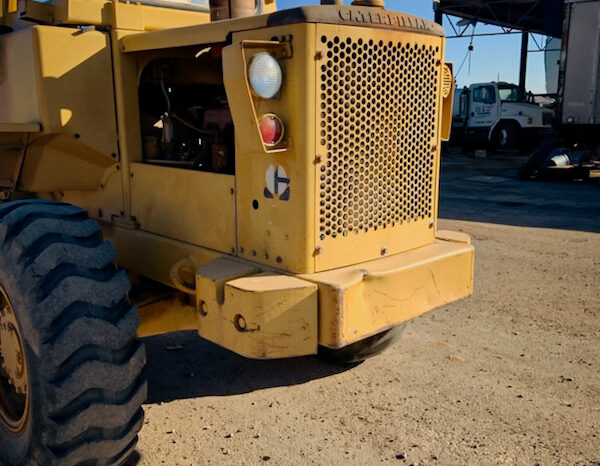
20 0 53 24
240 40 293 60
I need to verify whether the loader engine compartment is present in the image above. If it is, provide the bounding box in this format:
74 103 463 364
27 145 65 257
138 49 235 174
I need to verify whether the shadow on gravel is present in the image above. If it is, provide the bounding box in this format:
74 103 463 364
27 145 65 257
142 331 351 403
439 152 600 233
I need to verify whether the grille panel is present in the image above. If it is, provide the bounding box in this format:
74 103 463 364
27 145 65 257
318 33 440 241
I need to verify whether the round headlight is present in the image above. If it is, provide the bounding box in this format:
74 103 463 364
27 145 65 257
248 52 282 99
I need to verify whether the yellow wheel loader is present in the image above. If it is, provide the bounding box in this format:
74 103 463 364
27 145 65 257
0 0 473 462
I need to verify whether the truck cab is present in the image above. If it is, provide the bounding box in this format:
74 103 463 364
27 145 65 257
453 81 554 149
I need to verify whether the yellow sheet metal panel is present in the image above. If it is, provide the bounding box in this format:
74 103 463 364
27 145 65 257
110 29 144 217
196 261 318 358
32 25 119 159
52 0 113 27
0 123 40 133
112 1 209 31
301 235 474 348
314 24 445 271
224 23 317 273
19 134 116 191
0 132 28 192
435 229 471 244
61 161 125 222
194 256 260 302
120 14 270 52
0 28 40 126
130 162 237 254
51 0 208 29
137 295 197 338
103 225 223 287
22 0 54 24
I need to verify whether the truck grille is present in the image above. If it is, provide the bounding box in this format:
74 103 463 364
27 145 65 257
317 31 440 242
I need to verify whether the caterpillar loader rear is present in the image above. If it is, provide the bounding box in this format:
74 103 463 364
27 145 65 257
0 0 473 462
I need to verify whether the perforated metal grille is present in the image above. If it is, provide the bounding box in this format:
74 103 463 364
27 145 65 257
318 34 440 240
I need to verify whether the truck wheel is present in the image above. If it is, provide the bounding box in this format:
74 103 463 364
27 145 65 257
494 121 520 150
0 200 146 465
318 325 406 365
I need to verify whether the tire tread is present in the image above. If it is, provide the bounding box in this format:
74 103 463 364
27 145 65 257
0 200 145 466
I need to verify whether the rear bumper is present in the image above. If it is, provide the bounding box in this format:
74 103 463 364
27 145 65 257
302 230 474 348
190 230 474 358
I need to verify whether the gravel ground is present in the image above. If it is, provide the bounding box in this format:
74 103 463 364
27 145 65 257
136 154 600 465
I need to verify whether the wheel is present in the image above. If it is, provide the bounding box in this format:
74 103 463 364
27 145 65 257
494 121 520 150
0 200 146 465
318 325 406 365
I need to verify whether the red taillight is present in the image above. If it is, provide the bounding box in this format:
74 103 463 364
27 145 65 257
258 114 283 146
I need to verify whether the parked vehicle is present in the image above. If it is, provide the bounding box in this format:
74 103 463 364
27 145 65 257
452 82 554 149
0 0 474 462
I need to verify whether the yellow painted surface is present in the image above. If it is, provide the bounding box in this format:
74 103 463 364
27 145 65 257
0 132 28 191
52 0 113 27
130 230 472 358
137 295 197 338
31 26 119 158
301 234 474 348
103 226 223 288
130 162 237 254
50 0 208 30
435 229 471 244
0 29 40 126
196 258 318 358
0 123 40 133
112 1 209 31
62 162 125 222
224 24 318 273
0 6 473 357
4 26 120 191
261 0 277 14
110 29 143 217
20 134 116 191
121 14 270 52
313 24 445 271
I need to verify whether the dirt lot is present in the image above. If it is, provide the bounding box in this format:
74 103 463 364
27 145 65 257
136 153 600 465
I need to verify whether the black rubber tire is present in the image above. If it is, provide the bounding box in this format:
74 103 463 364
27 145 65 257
494 121 520 150
0 200 146 466
318 325 406 365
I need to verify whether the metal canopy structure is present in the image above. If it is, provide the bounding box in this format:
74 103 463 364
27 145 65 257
433 0 565 37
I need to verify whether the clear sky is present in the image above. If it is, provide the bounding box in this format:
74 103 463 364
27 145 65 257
277 0 549 93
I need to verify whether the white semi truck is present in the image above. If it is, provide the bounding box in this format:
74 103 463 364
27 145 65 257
452 82 554 149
